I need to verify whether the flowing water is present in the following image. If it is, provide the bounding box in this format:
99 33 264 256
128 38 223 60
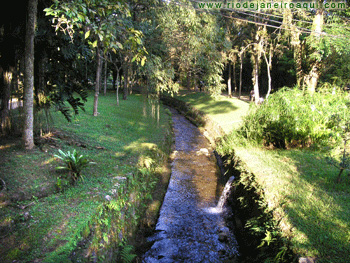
143 108 238 262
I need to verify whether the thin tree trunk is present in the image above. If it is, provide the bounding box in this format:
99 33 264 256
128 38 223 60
336 168 344 183
93 47 102 116
233 60 237 94
305 6 324 95
23 0 37 149
227 62 232 97
253 54 260 104
263 49 272 99
123 62 128 100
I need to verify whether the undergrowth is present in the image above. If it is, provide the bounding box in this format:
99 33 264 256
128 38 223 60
239 87 350 148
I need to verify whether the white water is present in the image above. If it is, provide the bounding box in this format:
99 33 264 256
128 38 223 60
217 176 235 212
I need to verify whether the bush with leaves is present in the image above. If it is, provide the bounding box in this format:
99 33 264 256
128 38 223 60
54 149 90 187
326 121 350 183
239 87 350 148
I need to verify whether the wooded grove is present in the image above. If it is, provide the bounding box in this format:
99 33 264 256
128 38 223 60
1 0 350 145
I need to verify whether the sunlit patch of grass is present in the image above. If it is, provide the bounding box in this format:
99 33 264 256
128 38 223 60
0 143 16 150
175 91 249 133
233 145 350 261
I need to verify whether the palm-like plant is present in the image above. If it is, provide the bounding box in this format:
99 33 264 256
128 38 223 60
54 149 90 184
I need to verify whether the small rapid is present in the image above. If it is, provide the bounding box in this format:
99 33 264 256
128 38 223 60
142 108 238 262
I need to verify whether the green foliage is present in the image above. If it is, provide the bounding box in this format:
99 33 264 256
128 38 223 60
315 13 350 85
239 87 350 148
119 244 137 263
54 149 90 185
154 1 229 95
141 54 178 94
326 125 350 183
227 159 294 263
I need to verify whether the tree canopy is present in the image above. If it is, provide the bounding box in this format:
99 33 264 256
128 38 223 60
1 0 350 141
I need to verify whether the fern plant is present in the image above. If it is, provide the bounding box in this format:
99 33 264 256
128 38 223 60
54 149 90 185
119 244 136 263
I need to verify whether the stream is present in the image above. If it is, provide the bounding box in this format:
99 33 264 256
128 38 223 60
143 108 238 262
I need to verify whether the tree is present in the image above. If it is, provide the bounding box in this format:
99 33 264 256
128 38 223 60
93 45 102 116
156 1 229 96
23 0 38 149
45 0 146 114
304 3 324 94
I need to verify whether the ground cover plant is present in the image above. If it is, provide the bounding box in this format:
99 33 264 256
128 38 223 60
239 87 350 149
0 92 172 262
179 90 350 262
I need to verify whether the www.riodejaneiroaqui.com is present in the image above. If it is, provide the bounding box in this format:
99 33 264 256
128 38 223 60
197 1 346 10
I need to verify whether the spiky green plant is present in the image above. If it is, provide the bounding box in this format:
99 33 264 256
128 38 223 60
54 149 90 184
119 244 136 263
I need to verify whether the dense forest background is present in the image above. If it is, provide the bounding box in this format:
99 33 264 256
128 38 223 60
1 0 350 147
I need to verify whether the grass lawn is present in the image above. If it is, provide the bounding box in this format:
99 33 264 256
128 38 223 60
0 93 172 262
179 91 350 262
175 91 250 133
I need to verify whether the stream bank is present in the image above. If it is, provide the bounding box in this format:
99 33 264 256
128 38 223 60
142 108 238 262
160 95 297 262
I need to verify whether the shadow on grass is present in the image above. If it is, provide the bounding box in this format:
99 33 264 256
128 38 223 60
176 92 240 115
276 149 350 262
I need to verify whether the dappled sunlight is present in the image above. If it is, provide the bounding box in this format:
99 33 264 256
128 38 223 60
176 91 250 133
41 157 56 166
178 92 239 115
125 141 157 152
0 143 16 151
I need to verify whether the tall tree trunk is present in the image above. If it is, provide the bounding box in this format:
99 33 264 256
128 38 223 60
305 6 324 95
93 47 102 116
253 54 260 104
23 0 37 149
263 49 272 99
1 68 13 134
227 62 232 97
294 40 303 88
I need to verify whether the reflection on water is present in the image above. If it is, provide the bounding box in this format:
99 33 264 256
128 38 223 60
143 108 238 262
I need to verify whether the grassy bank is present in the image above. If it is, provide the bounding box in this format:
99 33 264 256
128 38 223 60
179 91 350 262
175 91 249 133
0 93 172 262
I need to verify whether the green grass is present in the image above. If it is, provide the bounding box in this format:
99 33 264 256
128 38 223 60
0 93 172 262
175 91 249 133
180 91 350 262
230 145 350 262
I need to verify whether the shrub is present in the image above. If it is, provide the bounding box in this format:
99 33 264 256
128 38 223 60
54 149 90 186
239 87 350 148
